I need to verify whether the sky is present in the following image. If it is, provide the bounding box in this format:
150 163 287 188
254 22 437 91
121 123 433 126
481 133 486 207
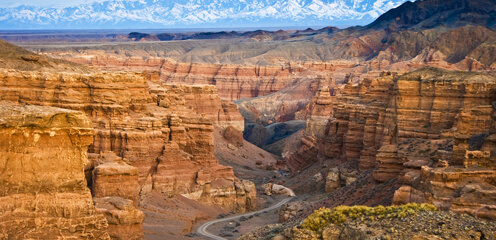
0 0 118 8
0 0 411 29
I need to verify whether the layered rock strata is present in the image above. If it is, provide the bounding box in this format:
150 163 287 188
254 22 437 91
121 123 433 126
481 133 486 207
304 86 334 138
286 71 396 171
91 152 145 239
94 197 145 240
393 99 496 220
0 68 254 215
36 48 360 101
92 152 140 206
0 104 109 239
160 59 307 100
290 68 496 172
288 67 496 219
151 83 244 131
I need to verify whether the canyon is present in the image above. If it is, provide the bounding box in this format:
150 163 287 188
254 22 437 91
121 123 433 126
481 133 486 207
1 0 496 239
0 40 261 239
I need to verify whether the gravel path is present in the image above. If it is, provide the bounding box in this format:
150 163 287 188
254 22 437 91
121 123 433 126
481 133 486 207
196 197 295 240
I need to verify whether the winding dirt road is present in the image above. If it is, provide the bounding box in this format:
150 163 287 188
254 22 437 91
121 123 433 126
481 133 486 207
196 197 295 240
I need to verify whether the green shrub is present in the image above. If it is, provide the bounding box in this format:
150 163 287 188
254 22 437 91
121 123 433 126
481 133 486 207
300 203 436 234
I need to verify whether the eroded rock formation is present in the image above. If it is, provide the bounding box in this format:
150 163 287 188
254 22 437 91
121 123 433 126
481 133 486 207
94 197 145 240
0 63 255 237
152 83 244 131
0 104 110 239
92 152 140 206
392 98 496 220
287 67 496 220
90 152 145 239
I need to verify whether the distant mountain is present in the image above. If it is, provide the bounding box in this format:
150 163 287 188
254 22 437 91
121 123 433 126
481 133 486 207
0 0 408 29
367 0 496 30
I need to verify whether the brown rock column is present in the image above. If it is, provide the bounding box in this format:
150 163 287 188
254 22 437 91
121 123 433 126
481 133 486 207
0 104 109 239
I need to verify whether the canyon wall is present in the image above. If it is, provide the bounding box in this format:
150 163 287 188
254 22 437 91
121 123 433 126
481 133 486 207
91 152 145 239
29 26 496 105
159 59 353 101
291 68 496 171
0 67 255 236
36 49 360 101
393 103 496 220
0 104 110 239
287 67 496 219
287 71 396 171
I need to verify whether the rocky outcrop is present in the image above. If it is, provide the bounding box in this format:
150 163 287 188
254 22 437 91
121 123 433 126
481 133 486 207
284 135 319 172
291 68 496 172
0 67 256 224
94 197 145 240
152 83 244 131
91 152 144 240
312 67 496 220
393 164 496 220
149 141 256 212
0 104 109 239
262 183 296 197
391 95 496 220
279 201 306 222
286 71 396 172
304 86 334 138
286 67 496 219
373 69 496 181
92 152 140 206
223 126 244 148
325 166 359 193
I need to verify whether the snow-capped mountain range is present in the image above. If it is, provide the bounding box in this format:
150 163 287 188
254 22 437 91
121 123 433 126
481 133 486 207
0 0 410 29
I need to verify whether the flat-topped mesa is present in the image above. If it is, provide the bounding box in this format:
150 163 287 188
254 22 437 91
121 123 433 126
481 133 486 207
0 104 109 239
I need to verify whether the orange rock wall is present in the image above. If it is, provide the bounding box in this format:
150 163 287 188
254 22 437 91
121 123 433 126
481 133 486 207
0 104 110 239
0 68 254 214
289 68 496 173
287 67 496 220
41 52 358 101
